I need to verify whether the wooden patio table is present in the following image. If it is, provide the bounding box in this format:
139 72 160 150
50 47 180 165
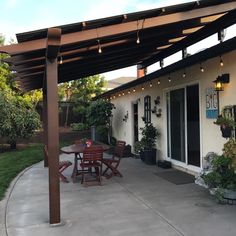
60 143 109 183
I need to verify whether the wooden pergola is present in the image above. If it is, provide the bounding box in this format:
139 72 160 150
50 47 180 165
1 0 236 225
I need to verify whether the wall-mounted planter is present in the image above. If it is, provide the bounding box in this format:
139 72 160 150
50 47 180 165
220 125 232 138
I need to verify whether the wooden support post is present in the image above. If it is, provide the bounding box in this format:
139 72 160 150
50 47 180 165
42 82 48 167
46 28 61 225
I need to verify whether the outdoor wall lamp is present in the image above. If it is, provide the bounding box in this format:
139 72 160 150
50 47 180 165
213 74 230 92
123 111 129 122
213 74 230 114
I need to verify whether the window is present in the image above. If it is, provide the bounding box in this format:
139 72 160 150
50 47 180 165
144 95 151 123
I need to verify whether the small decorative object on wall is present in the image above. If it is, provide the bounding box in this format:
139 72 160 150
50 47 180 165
206 87 218 119
152 96 162 117
123 111 129 122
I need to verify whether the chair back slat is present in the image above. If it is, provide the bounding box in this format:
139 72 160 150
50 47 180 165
83 145 103 161
114 141 126 159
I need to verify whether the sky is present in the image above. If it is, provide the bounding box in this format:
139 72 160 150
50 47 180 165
0 0 234 80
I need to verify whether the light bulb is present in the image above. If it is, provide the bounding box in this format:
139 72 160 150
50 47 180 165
149 82 153 87
136 35 140 44
220 57 224 67
157 80 161 85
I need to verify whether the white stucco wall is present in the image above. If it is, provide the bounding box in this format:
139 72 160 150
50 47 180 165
111 49 236 171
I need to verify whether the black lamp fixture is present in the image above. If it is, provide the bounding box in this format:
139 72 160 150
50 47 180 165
213 74 230 92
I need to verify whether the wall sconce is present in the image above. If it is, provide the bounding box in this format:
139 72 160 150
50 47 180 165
213 74 230 92
123 111 129 122
151 96 162 117
213 74 230 114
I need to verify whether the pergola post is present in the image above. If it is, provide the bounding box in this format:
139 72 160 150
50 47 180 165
46 28 61 225
42 83 48 167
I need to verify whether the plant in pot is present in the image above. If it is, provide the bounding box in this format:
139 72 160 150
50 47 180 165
139 123 160 165
214 115 235 138
202 139 236 203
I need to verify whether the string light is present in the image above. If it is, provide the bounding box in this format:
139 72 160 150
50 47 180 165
220 56 224 67
200 63 204 72
149 82 153 87
141 85 145 91
133 88 136 92
183 70 186 78
168 74 171 82
122 92 125 96
136 31 140 44
128 90 131 94
119 93 121 97
157 80 161 85
97 40 102 53
59 56 63 65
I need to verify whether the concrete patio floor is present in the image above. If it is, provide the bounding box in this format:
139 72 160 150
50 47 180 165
1 154 236 236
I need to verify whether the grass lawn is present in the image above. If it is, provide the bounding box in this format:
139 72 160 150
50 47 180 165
0 143 44 200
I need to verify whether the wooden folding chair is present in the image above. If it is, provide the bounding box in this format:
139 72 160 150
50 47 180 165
80 145 103 186
102 140 126 179
44 146 72 183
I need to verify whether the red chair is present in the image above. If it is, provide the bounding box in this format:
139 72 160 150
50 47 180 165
102 141 126 179
44 146 72 183
80 145 103 186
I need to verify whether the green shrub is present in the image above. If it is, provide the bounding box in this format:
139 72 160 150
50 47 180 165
96 125 108 143
70 123 88 131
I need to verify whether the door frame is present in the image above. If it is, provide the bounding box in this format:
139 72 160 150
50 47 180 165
163 80 203 172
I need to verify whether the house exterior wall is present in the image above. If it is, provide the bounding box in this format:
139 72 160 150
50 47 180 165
111 49 236 172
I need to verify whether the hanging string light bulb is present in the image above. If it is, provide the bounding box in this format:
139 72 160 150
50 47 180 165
133 88 136 92
183 70 186 78
122 92 125 96
157 80 161 85
141 85 145 91
136 31 140 44
200 63 204 72
59 56 63 65
220 56 224 67
149 82 153 87
128 90 131 94
97 39 102 53
168 74 171 82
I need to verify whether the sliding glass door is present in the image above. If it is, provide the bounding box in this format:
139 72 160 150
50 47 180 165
167 84 200 167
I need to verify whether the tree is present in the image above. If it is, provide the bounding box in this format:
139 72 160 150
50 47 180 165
0 35 41 148
70 75 106 123
86 99 115 143
58 75 106 125
0 92 41 149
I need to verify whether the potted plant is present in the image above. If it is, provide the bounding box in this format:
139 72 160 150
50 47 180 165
214 115 235 138
139 123 160 165
202 139 236 203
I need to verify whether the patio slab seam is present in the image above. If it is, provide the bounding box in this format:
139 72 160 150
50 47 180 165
0 162 42 236
114 178 185 236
